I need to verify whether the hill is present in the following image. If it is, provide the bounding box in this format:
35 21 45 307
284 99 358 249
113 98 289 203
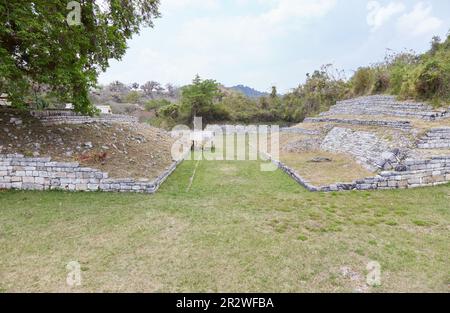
229 85 268 98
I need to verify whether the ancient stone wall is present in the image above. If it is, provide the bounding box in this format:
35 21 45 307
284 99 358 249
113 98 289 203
304 117 412 130
320 95 449 120
320 127 405 171
267 153 450 192
0 154 180 193
417 128 450 149
30 110 137 125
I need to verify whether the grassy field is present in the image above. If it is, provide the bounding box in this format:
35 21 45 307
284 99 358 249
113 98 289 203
0 157 449 292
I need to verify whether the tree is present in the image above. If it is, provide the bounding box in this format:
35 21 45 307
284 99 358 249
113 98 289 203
165 83 176 97
0 1 160 114
109 81 128 93
140 81 161 98
180 75 220 122
270 86 277 98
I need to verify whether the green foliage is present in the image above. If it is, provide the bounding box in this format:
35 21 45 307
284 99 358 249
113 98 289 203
145 99 171 111
284 65 349 119
157 103 180 119
124 91 141 104
0 1 160 114
352 67 375 96
348 32 450 105
179 75 222 123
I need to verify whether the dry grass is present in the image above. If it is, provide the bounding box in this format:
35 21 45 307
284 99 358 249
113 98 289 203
280 151 373 186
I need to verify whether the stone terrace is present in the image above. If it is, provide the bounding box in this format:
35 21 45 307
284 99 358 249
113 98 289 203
0 154 181 193
417 127 450 149
320 95 449 120
30 110 137 125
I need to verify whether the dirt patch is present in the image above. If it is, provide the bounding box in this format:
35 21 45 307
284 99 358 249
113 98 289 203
280 150 373 186
0 108 175 179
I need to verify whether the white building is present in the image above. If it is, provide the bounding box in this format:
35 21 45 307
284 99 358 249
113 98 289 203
95 105 112 114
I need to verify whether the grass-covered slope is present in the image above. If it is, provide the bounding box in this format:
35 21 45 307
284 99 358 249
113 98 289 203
0 158 448 292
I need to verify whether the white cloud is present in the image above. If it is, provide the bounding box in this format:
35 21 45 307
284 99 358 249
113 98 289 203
396 2 443 37
161 0 220 14
366 1 405 32
173 0 338 82
100 0 339 90
263 0 337 23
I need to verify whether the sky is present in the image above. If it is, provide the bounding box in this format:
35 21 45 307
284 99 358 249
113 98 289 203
98 0 450 93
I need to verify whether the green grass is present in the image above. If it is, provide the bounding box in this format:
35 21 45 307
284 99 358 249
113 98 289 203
0 158 449 292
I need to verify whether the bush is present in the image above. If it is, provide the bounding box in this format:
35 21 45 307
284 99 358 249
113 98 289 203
352 67 374 96
414 60 444 99
157 103 180 119
124 91 141 104
372 69 390 93
145 99 171 111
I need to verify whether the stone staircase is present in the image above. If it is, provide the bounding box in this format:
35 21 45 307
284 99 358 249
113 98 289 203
417 128 450 149
320 95 449 120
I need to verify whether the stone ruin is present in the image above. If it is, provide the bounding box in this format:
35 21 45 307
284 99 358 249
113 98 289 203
268 95 450 191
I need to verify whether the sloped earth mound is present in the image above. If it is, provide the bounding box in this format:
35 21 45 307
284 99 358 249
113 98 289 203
0 109 175 180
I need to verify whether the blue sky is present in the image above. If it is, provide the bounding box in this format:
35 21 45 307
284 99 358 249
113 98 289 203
98 0 450 93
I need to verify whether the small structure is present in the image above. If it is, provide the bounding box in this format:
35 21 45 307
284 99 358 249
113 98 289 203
95 105 112 114
65 103 74 110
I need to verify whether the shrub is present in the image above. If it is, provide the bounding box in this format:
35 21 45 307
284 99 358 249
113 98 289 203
372 69 390 93
145 99 171 111
414 60 444 99
124 91 141 103
352 67 374 96
157 103 180 119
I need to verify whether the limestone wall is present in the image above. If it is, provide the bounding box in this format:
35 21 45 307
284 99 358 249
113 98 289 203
30 110 137 125
320 127 404 171
320 95 449 120
266 153 450 192
417 128 450 149
0 154 180 193
304 117 412 130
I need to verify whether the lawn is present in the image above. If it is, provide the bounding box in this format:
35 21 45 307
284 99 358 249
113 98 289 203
0 158 449 292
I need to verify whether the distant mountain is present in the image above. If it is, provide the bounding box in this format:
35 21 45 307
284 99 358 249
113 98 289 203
229 85 268 98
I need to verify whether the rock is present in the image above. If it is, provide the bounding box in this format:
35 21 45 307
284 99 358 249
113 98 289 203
308 157 332 163
395 164 407 172
381 151 395 161
83 142 93 149
391 148 400 156
10 117 22 125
